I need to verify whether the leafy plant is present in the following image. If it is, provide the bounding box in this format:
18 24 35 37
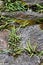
29 4 43 13
0 16 15 30
25 40 43 57
2 0 28 11
8 27 23 56
25 40 37 57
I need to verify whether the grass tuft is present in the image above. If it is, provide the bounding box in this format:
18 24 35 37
8 27 23 56
25 40 43 57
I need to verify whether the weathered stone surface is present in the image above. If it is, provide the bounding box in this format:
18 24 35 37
0 25 43 65
0 53 40 65
30 25 43 51
23 0 43 4
19 25 43 51
0 12 43 20
0 29 9 51
0 54 8 63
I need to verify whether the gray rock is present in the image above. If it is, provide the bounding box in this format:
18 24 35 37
0 54 8 63
23 0 43 4
30 25 43 51
0 25 43 65
18 25 43 62
19 25 43 52
4 53 40 65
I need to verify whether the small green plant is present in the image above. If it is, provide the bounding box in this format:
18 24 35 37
0 16 15 30
2 0 28 11
25 40 43 57
25 40 37 57
29 4 43 13
8 27 23 56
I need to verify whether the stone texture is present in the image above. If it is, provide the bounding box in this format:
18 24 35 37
0 29 9 51
19 25 43 52
0 25 43 65
0 53 40 65
23 0 43 3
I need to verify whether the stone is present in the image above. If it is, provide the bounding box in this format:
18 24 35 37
0 25 43 65
0 29 9 51
19 25 43 52
23 0 43 3
4 53 40 65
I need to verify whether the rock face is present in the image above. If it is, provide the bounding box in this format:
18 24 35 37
0 30 9 51
0 53 40 65
23 0 43 3
19 25 43 52
0 25 43 65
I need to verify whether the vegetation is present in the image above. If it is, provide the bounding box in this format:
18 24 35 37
0 16 16 30
1 0 28 11
0 15 43 30
0 0 43 58
8 27 23 56
0 36 43 57
29 3 43 13
25 40 43 57
1 0 43 12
